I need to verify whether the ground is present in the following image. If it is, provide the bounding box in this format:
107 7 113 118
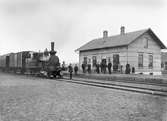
0 72 167 121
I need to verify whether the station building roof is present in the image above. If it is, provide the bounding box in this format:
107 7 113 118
76 28 166 52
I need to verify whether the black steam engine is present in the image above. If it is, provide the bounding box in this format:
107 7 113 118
0 42 63 78
44 42 63 78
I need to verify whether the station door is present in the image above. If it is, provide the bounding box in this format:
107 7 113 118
113 54 119 71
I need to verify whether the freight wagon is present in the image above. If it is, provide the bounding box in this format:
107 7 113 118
0 51 52 74
0 53 11 71
0 51 38 73
9 53 17 72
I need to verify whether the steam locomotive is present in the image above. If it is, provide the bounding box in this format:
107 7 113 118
0 42 63 78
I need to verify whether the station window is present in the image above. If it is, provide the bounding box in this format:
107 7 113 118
138 53 143 68
113 54 119 65
92 56 97 67
148 54 153 69
108 57 111 63
143 37 148 48
113 54 119 71
165 62 167 70
161 62 164 68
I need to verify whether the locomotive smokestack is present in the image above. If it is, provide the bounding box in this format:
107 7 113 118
50 42 56 55
51 42 54 51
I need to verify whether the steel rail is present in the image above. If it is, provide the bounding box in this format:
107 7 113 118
64 75 167 87
57 78 167 97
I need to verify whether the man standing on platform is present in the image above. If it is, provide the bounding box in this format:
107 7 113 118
87 63 91 74
96 63 100 74
68 64 73 79
82 62 86 73
108 61 112 74
74 64 78 75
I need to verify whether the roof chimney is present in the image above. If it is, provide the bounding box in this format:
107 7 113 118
103 30 108 38
120 26 125 35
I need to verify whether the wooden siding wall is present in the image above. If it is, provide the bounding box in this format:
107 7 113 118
79 32 162 74
128 32 161 74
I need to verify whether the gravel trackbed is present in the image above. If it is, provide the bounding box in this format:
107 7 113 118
0 72 167 121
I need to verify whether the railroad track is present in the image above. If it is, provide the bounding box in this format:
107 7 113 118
104 78 167 87
57 77 167 97
1 72 167 97
64 74 167 87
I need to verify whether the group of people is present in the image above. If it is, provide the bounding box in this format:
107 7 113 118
68 64 79 79
81 62 113 74
67 62 135 79
81 62 135 74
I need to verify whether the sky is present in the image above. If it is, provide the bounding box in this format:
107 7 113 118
0 0 167 63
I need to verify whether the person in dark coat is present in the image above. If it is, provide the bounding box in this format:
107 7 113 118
87 64 91 74
102 63 107 74
74 64 78 75
100 62 103 73
104 63 107 74
61 61 66 71
108 62 112 74
96 63 100 74
120 65 123 74
132 67 135 74
125 64 131 74
68 64 73 79
82 63 86 73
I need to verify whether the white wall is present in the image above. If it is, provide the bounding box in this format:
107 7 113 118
78 32 162 75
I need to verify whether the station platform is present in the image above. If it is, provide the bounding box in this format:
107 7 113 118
63 71 167 85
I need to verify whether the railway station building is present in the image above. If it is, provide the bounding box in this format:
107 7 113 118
76 27 166 75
